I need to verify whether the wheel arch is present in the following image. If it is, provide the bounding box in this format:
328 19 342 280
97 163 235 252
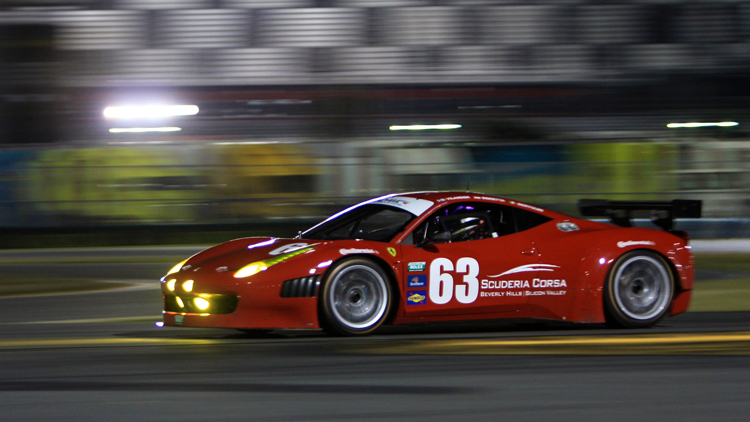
356 254 402 325
571 244 681 324
602 247 677 327
609 247 683 294
318 253 400 327
643 247 686 315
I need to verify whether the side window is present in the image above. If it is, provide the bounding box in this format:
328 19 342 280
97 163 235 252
513 207 552 232
442 212 492 242
407 202 518 244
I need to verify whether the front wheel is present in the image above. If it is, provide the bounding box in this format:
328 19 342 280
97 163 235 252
319 258 392 336
604 250 674 328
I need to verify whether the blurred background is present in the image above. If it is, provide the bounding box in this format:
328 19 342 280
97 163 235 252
1 0 749 244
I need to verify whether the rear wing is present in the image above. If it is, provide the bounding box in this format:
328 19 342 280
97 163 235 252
577 199 702 231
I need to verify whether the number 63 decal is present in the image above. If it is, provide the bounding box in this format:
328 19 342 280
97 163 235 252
429 257 479 305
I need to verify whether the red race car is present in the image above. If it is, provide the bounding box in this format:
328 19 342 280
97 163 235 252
160 192 701 335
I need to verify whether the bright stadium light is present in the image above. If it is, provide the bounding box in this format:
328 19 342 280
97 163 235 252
389 124 462 131
103 105 199 119
109 127 182 133
667 121 738 128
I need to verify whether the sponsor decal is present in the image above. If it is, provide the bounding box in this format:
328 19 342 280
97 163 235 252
174 315 183 326
481 278 568 289
407 290 427 305
380 197 411 206
215 266 228 273
617 240 656 248
480 290 566 297
515 202 545 213
373 196 434 216
408 274 427 288
417 258 569 306
269 243 309 256
488 264 560 278
481 263 568 297
408 261 426 271
436 195 471 203
339 248 379 255
472 196 506 203
387 247 397 257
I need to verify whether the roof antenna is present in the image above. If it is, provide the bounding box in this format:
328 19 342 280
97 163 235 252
466 180 471 192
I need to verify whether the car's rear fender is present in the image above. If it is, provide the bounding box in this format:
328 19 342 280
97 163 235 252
568 228 691 323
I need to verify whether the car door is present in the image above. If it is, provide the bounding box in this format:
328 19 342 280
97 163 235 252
400 201 540 317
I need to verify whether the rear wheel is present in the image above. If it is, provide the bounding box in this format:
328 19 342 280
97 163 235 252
604 250 674 328
319 258 392 336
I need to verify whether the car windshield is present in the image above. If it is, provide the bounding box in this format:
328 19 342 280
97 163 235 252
299 204 415 242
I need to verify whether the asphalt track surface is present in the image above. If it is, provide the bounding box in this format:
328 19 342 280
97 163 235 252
1 245 749 422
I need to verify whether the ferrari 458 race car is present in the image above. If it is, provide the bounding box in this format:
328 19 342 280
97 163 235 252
160 192 701 335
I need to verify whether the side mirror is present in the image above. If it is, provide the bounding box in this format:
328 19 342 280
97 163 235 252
424 230 451 245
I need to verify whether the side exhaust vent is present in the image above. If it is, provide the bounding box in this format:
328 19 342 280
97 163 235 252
280 275 322 298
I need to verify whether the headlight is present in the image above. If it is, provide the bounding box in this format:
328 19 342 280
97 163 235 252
182 280 194 292
166 279 177 292
194 297 210 310
233 246 315 278
234 262 268 278
166 259 188 276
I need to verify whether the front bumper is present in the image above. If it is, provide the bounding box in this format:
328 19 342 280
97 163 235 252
164 293 239 314
162 283 322 330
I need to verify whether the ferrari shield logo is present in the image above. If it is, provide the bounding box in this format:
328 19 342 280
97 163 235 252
387 247 397 257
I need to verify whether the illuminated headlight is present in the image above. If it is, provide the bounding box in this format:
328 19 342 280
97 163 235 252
166 259 188 276
194 297 210 310
234 262 267 278
233 246 315 279
166 279 177 292
164 294 238 314
182 280 194 292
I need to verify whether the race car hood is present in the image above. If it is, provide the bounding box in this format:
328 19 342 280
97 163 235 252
183 237 318 272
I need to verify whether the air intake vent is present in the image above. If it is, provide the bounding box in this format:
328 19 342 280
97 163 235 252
280 275 321 298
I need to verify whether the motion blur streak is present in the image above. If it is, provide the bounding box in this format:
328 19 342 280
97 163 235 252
0 338 221 349
362 332 750 355
103 105 199 119
667 122 739 128
108 127 182 133
389 124 462 131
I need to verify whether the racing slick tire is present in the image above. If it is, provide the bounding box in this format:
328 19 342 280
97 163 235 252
319 257 392 336
604 250 674 328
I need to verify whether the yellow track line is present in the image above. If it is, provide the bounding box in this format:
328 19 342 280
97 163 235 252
360 331 750 355
10 316 160 325
0 338 221 348
3 332 750 354
438 332 750 347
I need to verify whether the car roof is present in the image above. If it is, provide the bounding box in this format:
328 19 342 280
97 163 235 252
395 191 558 216
402 191 508 203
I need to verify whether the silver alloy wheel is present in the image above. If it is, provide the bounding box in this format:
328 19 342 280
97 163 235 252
328 264 389 330
612 255 672 321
